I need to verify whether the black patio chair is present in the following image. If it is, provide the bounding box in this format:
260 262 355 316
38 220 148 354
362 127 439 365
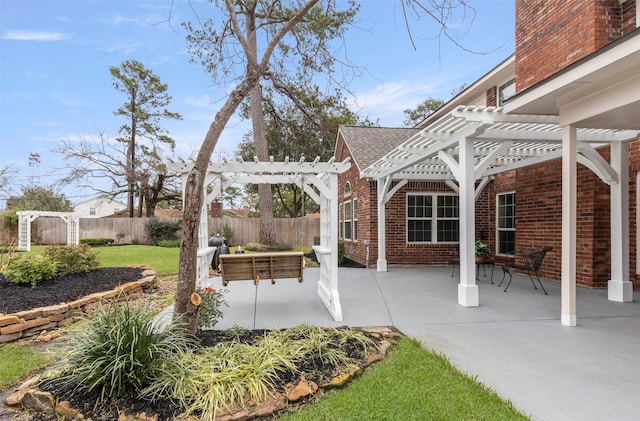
499 246 553 294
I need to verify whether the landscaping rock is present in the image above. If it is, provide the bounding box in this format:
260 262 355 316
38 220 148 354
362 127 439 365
286 373 318 402
216 391 286 421
322 365 362 389
56 400 80 420
20 389 56 416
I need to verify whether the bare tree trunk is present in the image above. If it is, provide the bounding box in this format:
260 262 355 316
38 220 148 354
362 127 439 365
173 73 262 331
248 18 276 245
137 186 144 218
173 0 321 333
174 167 202 333
145 173 164 217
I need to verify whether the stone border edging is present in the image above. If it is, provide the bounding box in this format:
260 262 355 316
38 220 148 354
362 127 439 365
0 268 157 344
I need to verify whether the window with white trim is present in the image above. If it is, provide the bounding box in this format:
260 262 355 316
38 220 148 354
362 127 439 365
344 182 351 196
498 78 515 106
353 198 358 241
407 193 459 243
497 192 516 254
89 207 96 216
344 200 352 240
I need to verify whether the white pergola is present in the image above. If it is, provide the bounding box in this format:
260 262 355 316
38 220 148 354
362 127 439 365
16 211 80 251
362 105 639 326
168 157 350 322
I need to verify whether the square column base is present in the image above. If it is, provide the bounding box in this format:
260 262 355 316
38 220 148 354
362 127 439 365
561 313 577 327
608 279 633 302
458 284 479 307
377 259 387 272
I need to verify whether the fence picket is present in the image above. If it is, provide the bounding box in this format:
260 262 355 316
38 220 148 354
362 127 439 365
16 217 320 248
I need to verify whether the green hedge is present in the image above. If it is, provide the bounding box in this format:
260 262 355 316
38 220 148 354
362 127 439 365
80 238 114 246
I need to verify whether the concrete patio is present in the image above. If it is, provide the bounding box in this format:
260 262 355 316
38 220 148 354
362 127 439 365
186 265 640 421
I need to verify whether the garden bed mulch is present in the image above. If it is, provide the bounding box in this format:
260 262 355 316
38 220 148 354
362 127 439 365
2 268 402 420
9 326 401 421
0 267 146 315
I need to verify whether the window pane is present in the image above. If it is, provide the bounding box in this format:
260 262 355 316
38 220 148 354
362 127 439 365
353 199 358 219
437 196 459 218
499 231 515 255
437 220 459 242
345 221 352 240
408 220 431 243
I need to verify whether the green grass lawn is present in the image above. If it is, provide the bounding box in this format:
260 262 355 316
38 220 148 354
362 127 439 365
278 337 530 421
0 343 51 390
23 245 180 279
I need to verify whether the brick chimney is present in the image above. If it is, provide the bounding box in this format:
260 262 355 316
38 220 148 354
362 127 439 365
515 0 633 92
210 200 223 218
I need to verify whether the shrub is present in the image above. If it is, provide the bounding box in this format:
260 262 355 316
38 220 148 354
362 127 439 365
195 286 228 329
244 242 292 252
42 244 99 276
157 239 181 248
144 218 181 246
210 223 234 246
48 297 196 400
3 254 57 287
80 237 114 246
2 210 18 229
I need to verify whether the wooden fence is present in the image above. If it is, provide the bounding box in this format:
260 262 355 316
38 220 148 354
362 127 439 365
27 217 320 248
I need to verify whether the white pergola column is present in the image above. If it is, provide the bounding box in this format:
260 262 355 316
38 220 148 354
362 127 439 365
458 137 479 307
608 141 633 302
376 180 388 272
561 125 577 326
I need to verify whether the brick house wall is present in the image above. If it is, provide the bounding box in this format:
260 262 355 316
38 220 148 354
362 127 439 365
513 0 638 287
515 0 636 91
337 1 639 289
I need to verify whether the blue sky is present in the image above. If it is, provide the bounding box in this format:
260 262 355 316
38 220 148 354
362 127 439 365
0 0 515 205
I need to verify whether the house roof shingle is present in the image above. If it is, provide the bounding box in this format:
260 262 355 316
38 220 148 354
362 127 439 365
337 126 420 173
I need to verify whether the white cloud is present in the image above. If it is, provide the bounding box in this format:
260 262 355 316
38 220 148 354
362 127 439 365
351 79 442 126
184 95 213 109
103 42 143 55
2 30 71 41
51 93 94 108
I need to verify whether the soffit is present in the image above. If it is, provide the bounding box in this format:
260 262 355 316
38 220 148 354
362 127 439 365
504 29 640 129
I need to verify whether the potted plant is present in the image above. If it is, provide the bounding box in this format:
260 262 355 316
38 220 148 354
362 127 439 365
475 240 491 261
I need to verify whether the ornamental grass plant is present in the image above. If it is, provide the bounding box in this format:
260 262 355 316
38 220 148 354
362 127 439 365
44 295 196 401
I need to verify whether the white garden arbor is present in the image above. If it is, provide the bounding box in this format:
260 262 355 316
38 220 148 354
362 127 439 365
16 211 80 251
168 157 350 322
